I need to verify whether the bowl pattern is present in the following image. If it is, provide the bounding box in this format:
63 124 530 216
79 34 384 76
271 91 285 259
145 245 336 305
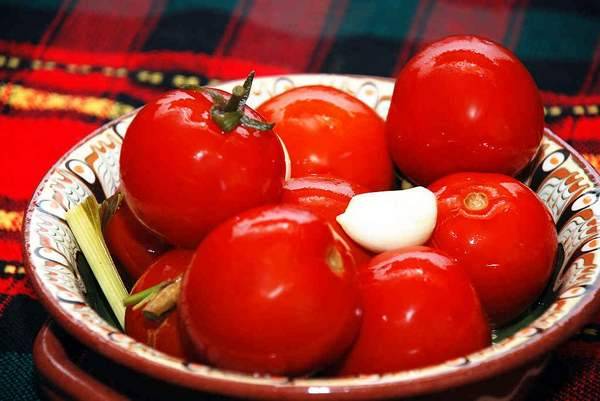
23 74 600 398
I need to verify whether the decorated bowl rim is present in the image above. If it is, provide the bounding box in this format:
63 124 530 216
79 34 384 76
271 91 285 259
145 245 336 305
23 73 600 400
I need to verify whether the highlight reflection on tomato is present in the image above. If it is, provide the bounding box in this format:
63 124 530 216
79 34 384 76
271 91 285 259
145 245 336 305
125 249 193 359
429 173 557 325
338 246 490 375
257 85 394 192
180 204 362 376
281 176 365 221
386 35 544 185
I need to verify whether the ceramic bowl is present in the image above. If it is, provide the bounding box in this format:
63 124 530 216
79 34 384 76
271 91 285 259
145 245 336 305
24 74 600 400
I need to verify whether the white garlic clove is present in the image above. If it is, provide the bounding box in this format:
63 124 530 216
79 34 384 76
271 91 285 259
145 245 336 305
336 187 437 253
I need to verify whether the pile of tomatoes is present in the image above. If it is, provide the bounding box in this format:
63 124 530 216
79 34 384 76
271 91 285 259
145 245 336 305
105 35 557 377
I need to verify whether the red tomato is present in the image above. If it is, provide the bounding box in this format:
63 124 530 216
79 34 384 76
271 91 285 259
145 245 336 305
338 246 490 375
257 85 394 192
281 175 373 266
125 249 193 359
180 204 361 376
104 201 170 281
120 80 286 248
386 35 544 185
429 173 557 325
281 175 365 221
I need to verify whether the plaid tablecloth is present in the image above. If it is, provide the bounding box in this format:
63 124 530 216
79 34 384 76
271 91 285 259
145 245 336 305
1 1 599 400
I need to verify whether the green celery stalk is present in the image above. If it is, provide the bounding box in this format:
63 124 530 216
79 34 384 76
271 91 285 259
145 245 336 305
66 196 127 328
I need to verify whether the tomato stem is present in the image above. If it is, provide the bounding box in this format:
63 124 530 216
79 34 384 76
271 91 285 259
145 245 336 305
123 280 170 307
224 84 248 112
211 110 243 132
143 277 182 321
464 192 489 211
208 71 275 133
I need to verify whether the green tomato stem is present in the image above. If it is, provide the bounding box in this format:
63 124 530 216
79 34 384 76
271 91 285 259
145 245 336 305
208 70 275 133
123 281 169 307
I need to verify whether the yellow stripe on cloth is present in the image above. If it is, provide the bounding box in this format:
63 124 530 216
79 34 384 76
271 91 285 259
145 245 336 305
0 84 134 119
3 264 25 275
0 210 23 232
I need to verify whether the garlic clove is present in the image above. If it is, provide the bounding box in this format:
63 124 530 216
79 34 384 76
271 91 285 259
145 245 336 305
336 187 437 253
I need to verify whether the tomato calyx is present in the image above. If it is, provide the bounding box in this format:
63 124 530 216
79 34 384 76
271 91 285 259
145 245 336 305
203 71 275 133
124 275 182 320
464 192 489 211
326 246 345 277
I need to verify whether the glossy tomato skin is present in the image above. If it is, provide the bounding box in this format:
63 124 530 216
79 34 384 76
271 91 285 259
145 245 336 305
338 246 490 375
281 175 366 221
120 89 286 248
386 35 544 185
281 175 373 266
429 173 557 325
104 201 170 281
125 249 193 359
180 204 362 376
257 85 394 192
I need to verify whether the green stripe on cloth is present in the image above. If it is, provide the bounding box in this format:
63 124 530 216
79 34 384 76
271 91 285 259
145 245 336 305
319 0 421 76
0 352 41 401
516 9 598 61
0 0 63 11
334 0 420 39
514 6 599 93
160 0 239 14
